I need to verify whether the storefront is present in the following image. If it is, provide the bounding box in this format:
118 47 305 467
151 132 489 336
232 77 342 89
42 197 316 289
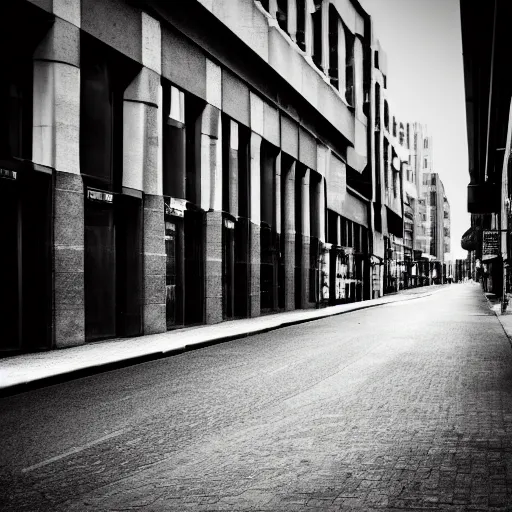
81 34 142 342
164 198 204 328
0 2 54 353
0 162 53 352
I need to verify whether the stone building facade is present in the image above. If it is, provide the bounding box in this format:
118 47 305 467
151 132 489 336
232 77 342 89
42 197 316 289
0 0 378 353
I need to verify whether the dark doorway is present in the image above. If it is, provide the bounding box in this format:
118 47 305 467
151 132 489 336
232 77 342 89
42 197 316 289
84 191 142 342
115 194 142 337
0 167 52 353
223 215 236 319
84 197 116 342
184 209 204 325
165 215 182 329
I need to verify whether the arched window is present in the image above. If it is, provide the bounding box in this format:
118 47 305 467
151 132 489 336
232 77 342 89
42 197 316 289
312 0 323 71
296 0 306 51
344 29 355 105
328 4 339 88
276 0 288 33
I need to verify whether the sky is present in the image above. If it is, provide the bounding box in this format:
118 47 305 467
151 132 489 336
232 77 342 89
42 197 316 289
358 0 470 259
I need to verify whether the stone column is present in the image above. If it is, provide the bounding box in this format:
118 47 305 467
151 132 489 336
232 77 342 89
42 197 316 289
305 1 314 56
125 13 165 334
200 104 223 324
287 0 298 42
275 152 282 236
229 120 239 217
124 66 165 334
269 0 278 18
274 152 282 308
283 160 296 310
33 15 83 348
249 132 262 317
321 0 330 75
301 169 311 308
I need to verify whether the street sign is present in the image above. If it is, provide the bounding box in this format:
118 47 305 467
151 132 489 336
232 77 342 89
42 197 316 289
482 230 500 261
87 189 113 203
165 197 186 217
0 168 17 180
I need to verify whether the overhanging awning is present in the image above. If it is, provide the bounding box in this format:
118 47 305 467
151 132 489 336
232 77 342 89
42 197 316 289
461 226 482 251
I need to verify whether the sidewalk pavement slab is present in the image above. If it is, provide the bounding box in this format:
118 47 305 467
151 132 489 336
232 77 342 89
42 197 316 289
484 290 512 346
0 285 452 397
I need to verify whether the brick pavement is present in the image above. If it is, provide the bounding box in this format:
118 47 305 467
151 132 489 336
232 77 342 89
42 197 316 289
2 283 512 511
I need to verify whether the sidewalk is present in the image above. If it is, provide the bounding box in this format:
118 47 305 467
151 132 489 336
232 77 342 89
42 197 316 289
484 290 512 345
0 285 451 396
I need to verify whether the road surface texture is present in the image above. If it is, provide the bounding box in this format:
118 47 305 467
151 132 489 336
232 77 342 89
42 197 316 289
2 283 512 511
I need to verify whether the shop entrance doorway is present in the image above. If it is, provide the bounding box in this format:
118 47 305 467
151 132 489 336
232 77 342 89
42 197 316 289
0 168 52 353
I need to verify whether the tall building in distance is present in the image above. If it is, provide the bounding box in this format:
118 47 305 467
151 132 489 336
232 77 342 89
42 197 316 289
411 124 451 281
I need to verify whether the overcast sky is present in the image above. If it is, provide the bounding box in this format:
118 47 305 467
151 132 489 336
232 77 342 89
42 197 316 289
358 0 469 259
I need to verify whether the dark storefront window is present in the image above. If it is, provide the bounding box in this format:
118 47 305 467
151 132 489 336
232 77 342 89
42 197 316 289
345 30 355 105
0 64 32 160
329 5 339 88
296 0 306 51
260 141 279 312
0 4 53 353
276 0 288 32
312 1 323 71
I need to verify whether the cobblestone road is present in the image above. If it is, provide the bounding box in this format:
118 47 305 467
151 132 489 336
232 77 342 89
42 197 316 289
2 284 512 511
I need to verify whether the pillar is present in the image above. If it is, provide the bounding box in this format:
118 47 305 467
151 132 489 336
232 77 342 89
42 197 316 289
33 15 83 347
201 104 224 324
124 68 165 334
269 0 278 17
283 160 296 310
305 1 314 56
125 13 165 334
288 0 298 42
250 132 262 317
301 168 311 308
275 152 282 308
229 120 239 217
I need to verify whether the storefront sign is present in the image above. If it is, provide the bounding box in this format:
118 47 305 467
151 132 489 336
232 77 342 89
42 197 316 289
482 230 499 261
165 197 187 217
224 219 235 229
87 189 113 203
0 168 17 180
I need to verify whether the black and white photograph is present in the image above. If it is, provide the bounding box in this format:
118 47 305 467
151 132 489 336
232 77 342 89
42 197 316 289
1 0 511 510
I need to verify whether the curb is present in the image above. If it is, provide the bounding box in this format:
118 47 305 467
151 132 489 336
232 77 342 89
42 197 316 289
0 287 447 398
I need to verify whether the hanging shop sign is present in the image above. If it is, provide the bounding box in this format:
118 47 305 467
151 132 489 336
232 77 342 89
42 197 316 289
224 218 235 229
482 230 500 261
87 188 113 203
0 168 17 180
165 197 187 217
